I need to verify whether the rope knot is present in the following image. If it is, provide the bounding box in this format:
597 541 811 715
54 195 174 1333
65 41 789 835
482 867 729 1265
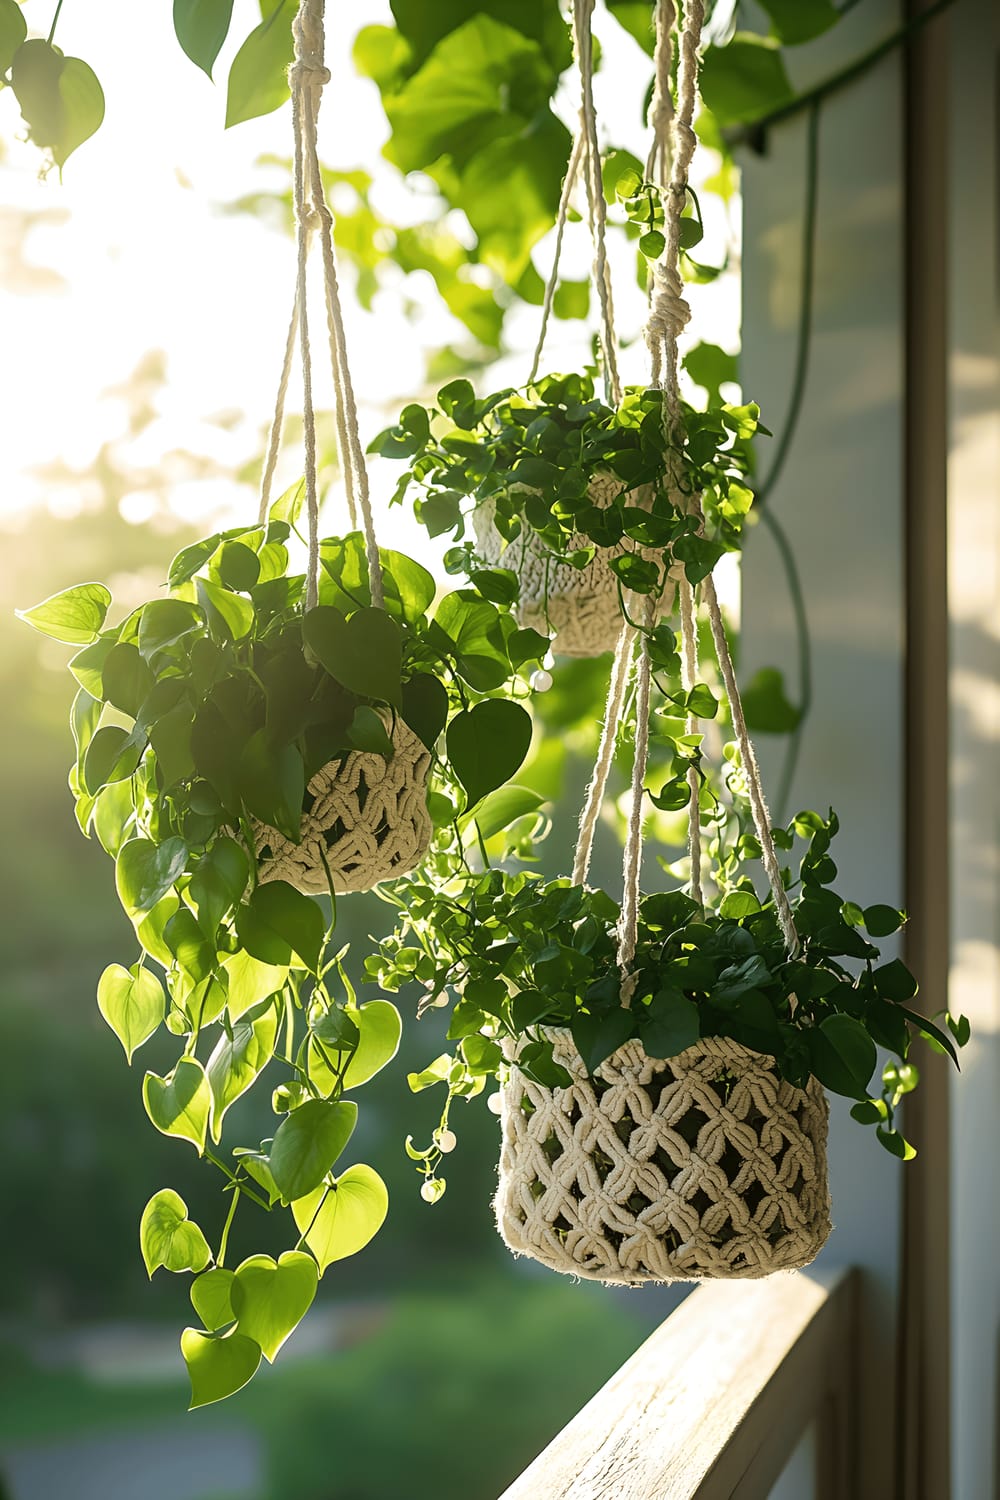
291 1 328 88
646 262 691 344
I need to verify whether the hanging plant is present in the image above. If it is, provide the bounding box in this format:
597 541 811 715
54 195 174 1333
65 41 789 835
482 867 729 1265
370 371 760 657
368 0 969 1287
14 0 549 1409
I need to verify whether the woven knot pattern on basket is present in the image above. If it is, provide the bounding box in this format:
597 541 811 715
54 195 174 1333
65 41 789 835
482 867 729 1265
495 1030 831 1284
474 473 671 658
252 718 432 896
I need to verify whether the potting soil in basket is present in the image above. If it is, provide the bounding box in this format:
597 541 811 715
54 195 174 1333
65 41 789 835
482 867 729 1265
495 1029 832 1283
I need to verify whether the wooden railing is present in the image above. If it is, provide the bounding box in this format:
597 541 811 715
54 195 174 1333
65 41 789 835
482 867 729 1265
499 1267 858 1500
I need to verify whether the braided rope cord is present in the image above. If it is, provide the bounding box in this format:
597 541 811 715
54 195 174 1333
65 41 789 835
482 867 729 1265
495 0 828 1285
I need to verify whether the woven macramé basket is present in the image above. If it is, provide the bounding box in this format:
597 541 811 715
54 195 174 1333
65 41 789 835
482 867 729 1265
474 474 672 658
495 1028 832 1283
252 717 432 896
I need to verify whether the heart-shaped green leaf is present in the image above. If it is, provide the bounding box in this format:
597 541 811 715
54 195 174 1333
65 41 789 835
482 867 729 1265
0 0 27 76
224 950 289 1021
188 837 250 935
400 672 449 750
143 1059 211 1153
97 962 165 1062
807 1013 878 1100
446 699 532 808
116 837 188 920
206 1002 279 1142
269 1099 358 1204
82 725 141 795
137 598 204 659
307 1000 402 1096
16 580 110 644
191 1267 236 1331
140 1188 211 1277
238 733 304 843
236 881 325 972
291 1164 389 1274
102 642 154 718
181 1327 261 1408
230 1251 317 1362
303 605 403 709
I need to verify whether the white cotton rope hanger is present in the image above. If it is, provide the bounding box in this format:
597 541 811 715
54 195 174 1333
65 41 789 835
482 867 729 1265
257 0 382 612
572 0 800 980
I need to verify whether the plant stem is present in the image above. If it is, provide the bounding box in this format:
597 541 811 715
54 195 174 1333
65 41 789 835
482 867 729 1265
756 101 821 509
47 0 65 45
216 1185 240 1269
758 507 812 821
733 0 959 139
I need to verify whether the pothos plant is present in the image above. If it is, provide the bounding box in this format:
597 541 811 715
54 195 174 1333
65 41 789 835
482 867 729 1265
15 481 550 1407
369 371 764 607
372 785 969 1202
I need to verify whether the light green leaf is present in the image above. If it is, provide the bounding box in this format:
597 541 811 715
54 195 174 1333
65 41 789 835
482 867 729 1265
137 598 204 659
116 837 188 919
225 0 294 128
291 1164 388 1274
16 581 111 645
181 1327 261 1408
230 1251 317 1362
173 0 235 77
463 784 543 842
406 1053 452 1093
309 999 402 1095
206 1002 279 1142
447 699 532 808
191 1268 236 1331
137 894 180 967
197 577 254 641
0 0 27 75
102 642 154 719
140 1188 212 1277
269 477 306 526
97 962 165 1062
53 56 105 166
224 949 289 1021
143 1059 211 1153
236 880 325 972
269 1099 358 1204
10 41 105 167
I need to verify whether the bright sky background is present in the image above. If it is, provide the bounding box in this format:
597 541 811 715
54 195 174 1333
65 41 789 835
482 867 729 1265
0 0 738 564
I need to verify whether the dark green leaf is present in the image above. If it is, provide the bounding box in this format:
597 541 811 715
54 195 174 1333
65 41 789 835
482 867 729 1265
807 1014 876 1100
83 725 140 794
173 0 235 77
400 672 449 750
571 1007 633 1075
138 599 204 659
640 992 700 1059
236 880 325 972
863 904 905 938
447 699 532 808
102 642 154 718
346 705 394 756
239 733 304 842
757 0 839 45
741 667 802 734
11 41 105 167
303 605 403 709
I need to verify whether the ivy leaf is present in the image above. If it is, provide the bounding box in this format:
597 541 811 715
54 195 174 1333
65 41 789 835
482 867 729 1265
225 0 295 128
206 1002 279 1142
269 1099 358 1204
700 34 795 128
862 904 905 938
309 1000 402 1097
82 725 140 795
97 962 165 1062
11 41 105 167
230 1251 318 1361
116 837 188 920
224 950 289 1021
640 992 700 1059
236 880 325 972
446 700 532 809
197 577 254 641
188 838 251 935
571 1007 634 1075
291 1164 389 1274
137 598 204 659
757 0 839 46
430 592 509 691
181 1328 261 1409
807 1014 877 1100
346 705 395 756
238 733 304 842
102 642 155 719
741 667 802 734
140 1188 212 1277
173 0 235 78
0 0 27 75
143 1059 212 1153
191 1268 236 1332
303 606 404 710
400 672 449 750
16 581 111 645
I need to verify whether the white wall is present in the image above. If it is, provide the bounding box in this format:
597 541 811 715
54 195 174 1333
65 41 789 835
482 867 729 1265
740 4 905 1494
947 4 1000 1497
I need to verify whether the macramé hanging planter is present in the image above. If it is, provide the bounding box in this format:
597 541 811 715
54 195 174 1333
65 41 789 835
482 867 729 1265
253 715 433 895
495 1031 831 1282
